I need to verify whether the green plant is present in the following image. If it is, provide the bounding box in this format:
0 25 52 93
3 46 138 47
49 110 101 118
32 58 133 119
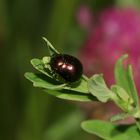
25 37 140 140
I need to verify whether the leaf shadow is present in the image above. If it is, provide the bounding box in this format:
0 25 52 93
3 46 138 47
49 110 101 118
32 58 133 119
36 73 85 87
58 89 97 101
110 124 140 137
36 73 63 85
67 79 83 88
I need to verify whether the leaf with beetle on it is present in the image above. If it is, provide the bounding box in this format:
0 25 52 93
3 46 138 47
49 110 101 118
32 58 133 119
63 76 89 93
24 72 95 101
24 72 66 90
25 37 96 101
25 37 140 137
25 70 89 93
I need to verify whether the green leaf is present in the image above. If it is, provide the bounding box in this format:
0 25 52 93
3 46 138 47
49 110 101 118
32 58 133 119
88 74 114 102
81 120 140 140
114 54 139 108
42 37 60 55
42 56 51 66
25 71 89 93
25 72 96 102
45 89 96 102
111 85 130 103
115 54 130 93
25 72 66 90
42 56 89 93
126 65 139 108
31 58 52 78
64 76 89 93
111 85 133 112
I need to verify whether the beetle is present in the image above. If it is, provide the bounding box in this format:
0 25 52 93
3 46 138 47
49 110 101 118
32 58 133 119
50 54 83 83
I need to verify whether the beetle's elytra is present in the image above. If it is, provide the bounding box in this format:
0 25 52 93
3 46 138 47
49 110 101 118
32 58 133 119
50 54 83 82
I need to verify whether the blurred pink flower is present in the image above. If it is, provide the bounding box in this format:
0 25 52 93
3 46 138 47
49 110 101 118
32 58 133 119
76 5 93 30
79 8 140 94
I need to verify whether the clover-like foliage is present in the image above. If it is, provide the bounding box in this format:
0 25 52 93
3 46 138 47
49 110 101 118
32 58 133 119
25 37 140 140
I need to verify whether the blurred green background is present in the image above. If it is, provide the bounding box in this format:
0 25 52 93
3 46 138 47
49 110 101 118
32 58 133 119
0 0 139 140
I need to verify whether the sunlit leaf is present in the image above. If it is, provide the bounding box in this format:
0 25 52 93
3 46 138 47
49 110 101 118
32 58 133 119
25 72 96 102
114 54 139 109
114 54 130 93
31 58 52 78
126 65 139 108
64 76 89 93
111 85 133 112
42 56 51 66
45 89 96 102
25 72 66 90
111 85 130 103
88 74 114 102
81 120 140 140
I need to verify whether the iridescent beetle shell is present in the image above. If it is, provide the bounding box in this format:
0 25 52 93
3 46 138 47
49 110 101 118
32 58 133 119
50 54 83 82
